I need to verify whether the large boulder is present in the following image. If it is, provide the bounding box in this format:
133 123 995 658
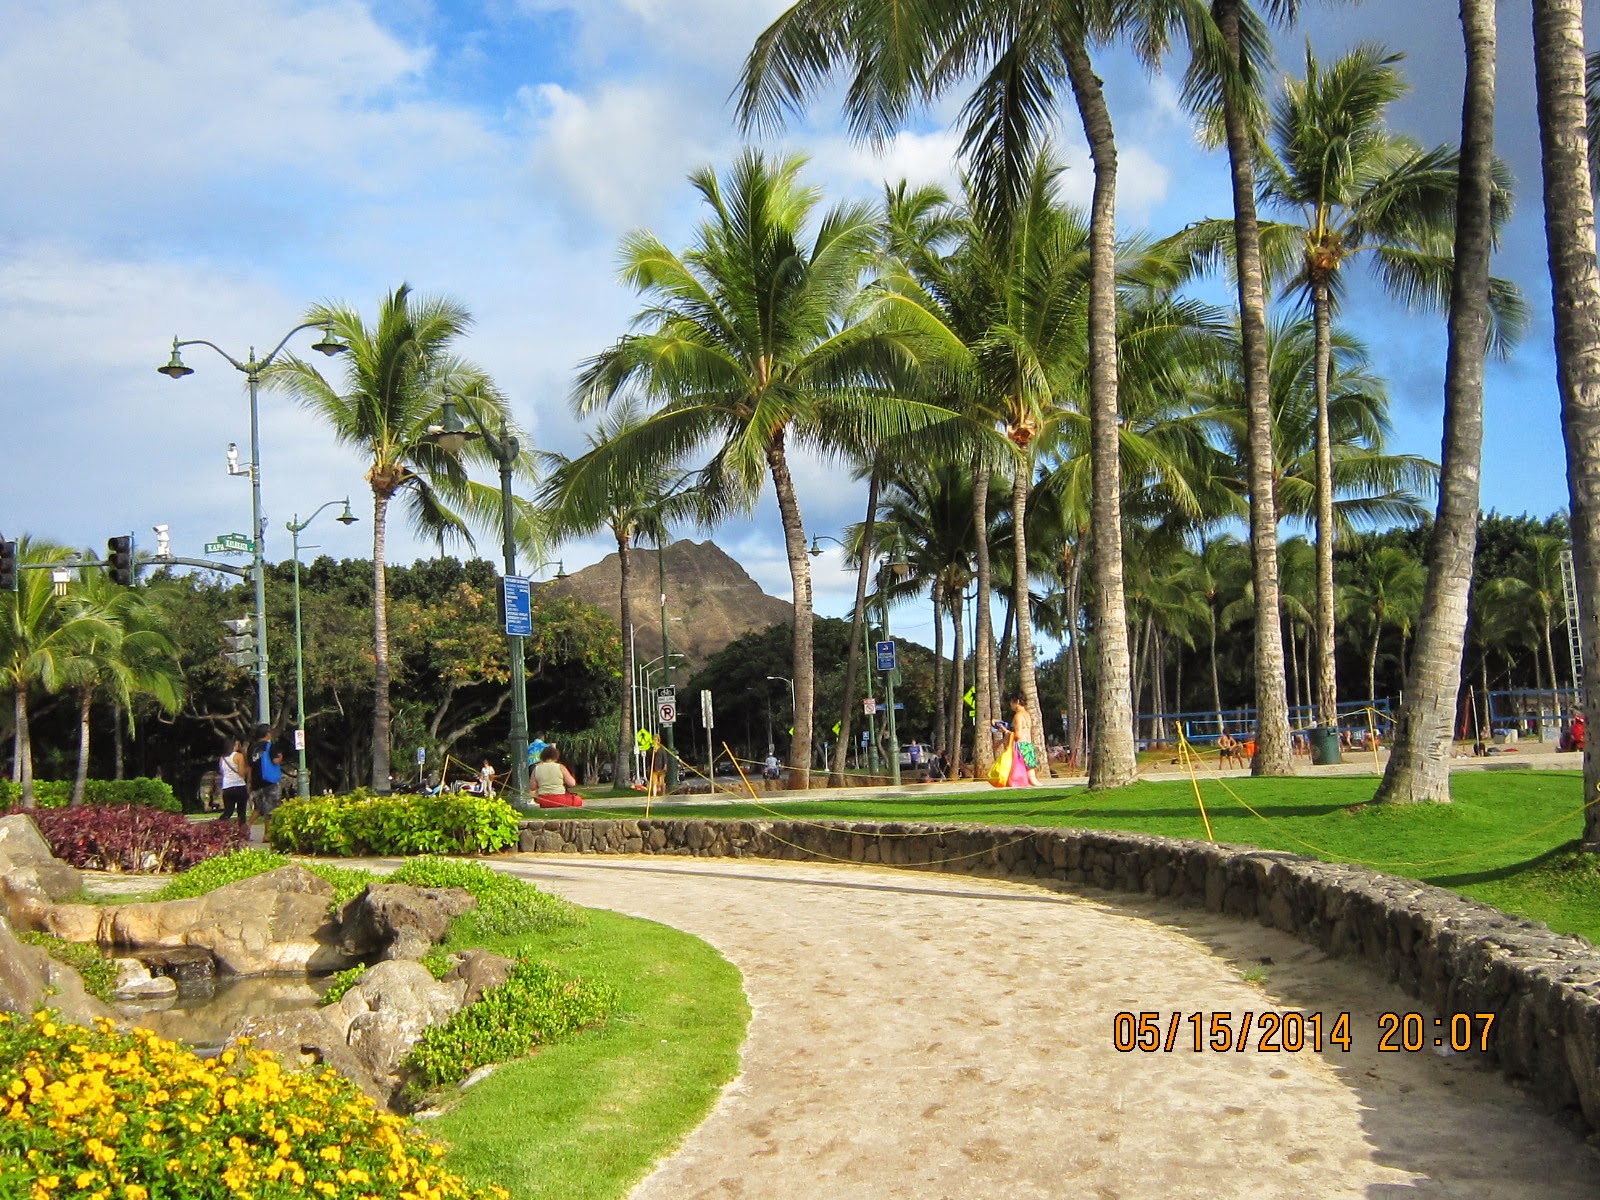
232 1008 390 1105
338 884 477 962
0 814 83 900
0 915 109 1025
0 866 55 932
442 948 515 1006
235 959 468 1110
45 865 349 975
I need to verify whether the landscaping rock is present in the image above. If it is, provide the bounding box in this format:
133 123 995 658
442 948 515 1006
231 1008 390 1105
338 884 477 962
0 867 54 932
111 958 178 1001
44 865 349 975
0 914 108 1025
331 959 466 1095
0 813 83 900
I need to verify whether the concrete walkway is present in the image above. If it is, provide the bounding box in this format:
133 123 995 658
500 853 1600 1200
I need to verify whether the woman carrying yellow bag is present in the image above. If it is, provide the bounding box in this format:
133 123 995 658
987 726 1016 787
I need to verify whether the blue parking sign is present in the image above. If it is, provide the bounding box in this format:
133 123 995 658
875 640 896 672
502 575 533 637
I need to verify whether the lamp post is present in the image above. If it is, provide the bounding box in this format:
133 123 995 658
878 559 908 786
286 499 358 798
424 398 563 808
159 324 347 724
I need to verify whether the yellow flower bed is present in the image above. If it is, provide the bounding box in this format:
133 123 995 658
0 1011 508 1200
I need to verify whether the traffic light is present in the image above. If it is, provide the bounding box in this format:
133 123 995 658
0 541 15 592
106 535 134 587
221 618 255 667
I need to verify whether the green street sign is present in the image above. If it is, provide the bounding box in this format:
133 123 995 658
212 533 254 553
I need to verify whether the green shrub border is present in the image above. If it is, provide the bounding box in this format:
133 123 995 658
0 777 180 813
266 790 521 857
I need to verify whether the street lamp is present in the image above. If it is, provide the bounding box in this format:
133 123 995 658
876 556 910 786
159 324 347 724
286 499 358 798
425 395 555 806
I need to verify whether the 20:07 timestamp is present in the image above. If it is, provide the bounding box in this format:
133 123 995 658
1111 1010 1497 1054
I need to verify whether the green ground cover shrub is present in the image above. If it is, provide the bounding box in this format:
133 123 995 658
16 932 117 1003
156 849 378 906
0 777 181 812
267 791 521 857
318 964 368 1006
404 958 618 1090
390 856 582 936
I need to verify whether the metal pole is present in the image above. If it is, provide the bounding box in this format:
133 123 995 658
292 521 309 798
246 359 270 725
883 569 901 785
863 610 878 773
658 539 678 788
496 426 530 806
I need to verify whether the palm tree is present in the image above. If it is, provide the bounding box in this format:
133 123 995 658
0 537 113 808
1252 44 1508 733
1534 0 1600 848
269 284 522 792
1194 534 1252 731
1200 317 1437 532
1373 0 1500 805
1339 545 1424 707
574 152 944 789
539 402 695 790
61 570 183 806
737 0 1200 787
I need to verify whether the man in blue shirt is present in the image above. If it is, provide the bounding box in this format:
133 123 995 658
249 723 284 820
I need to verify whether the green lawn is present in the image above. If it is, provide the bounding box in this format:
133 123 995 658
569 770 1600 944
431 906 748 1200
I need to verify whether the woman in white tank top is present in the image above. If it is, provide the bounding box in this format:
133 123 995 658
218 736 250 829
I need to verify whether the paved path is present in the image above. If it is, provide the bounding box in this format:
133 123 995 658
498 854 1600 1200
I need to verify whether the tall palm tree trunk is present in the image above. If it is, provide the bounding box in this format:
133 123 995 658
1065 545 1086 765
950 587 967 770
1215 0 1293 776
371 489 394 792
1376 0 1498 804
14 686 34 809
1532 0 1600 845
615 530 636 790
71 688 92 806
1064 36 1138 789
972 457 997 774
831 471 879 786
767 433 814 789
1010 455 1051 777
1312 281 1340 730
1368 617 1381 706
932 576 947 767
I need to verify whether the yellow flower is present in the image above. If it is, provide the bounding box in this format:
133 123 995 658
125 1187 149 1200
319 1145 342 1162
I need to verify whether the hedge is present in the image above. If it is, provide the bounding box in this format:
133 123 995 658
266 790 521 857
0 777 180 813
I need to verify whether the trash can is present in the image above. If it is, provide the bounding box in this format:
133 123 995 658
1310 727 1342 766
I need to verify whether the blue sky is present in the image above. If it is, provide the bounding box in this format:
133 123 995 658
0 0 1590 653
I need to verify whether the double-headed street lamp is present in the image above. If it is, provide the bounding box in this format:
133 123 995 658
159 324 347 724
287 499 358 798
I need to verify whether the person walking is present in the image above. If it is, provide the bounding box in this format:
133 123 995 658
480 759 498 798
1009 698 1041 787
218 734 250 831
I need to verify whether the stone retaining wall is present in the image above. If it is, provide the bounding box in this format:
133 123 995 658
519 816 1600 1134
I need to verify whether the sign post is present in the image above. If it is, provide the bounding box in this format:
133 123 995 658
656 685 677 729
875 640 897 672
701 689 715 790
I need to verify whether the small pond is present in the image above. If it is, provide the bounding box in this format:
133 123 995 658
114 972 335 1057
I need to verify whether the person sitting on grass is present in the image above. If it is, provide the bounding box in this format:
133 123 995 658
533 744 584 808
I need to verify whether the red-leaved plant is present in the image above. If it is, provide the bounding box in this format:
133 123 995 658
6 806 245 873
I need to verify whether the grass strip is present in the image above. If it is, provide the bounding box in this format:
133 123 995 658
430 907 747 1200
569 770 1600 944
